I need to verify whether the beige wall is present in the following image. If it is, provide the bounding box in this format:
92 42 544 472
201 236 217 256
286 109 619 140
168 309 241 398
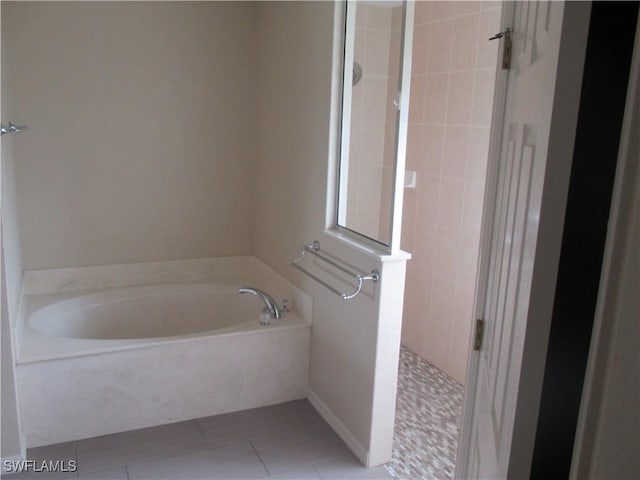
3 2 257 270
1 246 23 461
253 2 333 272
0 151 24 461
1 1 25 458
401 1 501 383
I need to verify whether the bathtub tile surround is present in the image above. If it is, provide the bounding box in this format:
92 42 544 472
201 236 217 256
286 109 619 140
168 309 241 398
386 347 463 480
14 257 312 448
18 315 310 448
401 0 501 383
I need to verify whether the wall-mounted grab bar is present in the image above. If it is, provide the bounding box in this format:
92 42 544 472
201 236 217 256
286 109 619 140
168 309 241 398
288 240 379 300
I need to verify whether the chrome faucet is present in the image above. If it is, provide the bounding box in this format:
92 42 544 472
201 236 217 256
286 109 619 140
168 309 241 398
238 287 285 324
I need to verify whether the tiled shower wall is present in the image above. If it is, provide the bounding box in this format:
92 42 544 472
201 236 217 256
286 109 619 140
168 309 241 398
400 1 501 383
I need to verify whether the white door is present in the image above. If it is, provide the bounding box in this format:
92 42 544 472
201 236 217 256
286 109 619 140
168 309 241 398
457 2 592 478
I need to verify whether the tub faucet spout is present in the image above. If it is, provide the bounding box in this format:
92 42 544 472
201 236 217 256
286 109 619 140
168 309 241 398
238 287 283 322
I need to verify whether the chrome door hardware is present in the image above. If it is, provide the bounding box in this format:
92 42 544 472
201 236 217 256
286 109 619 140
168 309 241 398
1 122 28 136
489 28 512 70
473 318 485 351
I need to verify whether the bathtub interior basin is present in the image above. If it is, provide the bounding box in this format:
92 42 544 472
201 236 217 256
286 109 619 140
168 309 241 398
29 284 265 340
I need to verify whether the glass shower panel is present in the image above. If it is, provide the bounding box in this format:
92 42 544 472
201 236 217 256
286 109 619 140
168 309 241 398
337 0 405 247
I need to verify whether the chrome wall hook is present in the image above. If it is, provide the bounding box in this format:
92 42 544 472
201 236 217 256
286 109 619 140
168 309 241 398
1 122 28 136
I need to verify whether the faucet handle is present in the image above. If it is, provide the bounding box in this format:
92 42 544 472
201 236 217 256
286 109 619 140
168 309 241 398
260 308 273 326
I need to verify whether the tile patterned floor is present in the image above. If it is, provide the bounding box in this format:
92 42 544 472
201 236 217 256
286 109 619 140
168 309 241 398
2 401 391 480
385 347 464 480
3 347 462 480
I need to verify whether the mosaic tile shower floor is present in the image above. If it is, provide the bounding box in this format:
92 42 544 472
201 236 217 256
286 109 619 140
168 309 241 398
385 347 465 480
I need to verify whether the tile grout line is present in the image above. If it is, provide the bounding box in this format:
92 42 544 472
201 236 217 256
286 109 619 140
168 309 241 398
193 419 208 444
311 462 327 480
248 440 271 477
78 439 213 477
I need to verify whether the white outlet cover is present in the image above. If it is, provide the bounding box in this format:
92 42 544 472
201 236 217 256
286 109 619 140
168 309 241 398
404 170 416 189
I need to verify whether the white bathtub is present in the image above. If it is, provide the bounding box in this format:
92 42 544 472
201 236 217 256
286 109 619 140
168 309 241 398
15 257 311 447
30 283 291 340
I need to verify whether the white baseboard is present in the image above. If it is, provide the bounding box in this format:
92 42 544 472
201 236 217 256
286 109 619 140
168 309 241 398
307 388 370 466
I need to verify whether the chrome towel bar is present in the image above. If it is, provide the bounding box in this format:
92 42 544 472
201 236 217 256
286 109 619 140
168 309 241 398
1 122 27 136
288 240 379 300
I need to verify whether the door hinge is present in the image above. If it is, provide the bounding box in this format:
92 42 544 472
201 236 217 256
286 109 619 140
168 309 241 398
473 318 485 351
489 28 512 70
